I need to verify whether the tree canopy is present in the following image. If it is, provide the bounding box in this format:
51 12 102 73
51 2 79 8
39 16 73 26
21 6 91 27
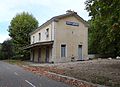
8 12 38 59
85 0 120 57
0 39 14 60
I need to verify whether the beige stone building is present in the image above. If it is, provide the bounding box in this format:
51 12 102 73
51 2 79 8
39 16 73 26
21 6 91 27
25 10 89 63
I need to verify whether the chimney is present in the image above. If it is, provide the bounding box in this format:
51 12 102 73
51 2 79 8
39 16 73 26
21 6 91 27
66 10 77 14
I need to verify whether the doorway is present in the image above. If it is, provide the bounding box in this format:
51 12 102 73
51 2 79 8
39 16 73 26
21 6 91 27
32 49 34 62
78 45 82 60
38 48 41 63
46 46 49 63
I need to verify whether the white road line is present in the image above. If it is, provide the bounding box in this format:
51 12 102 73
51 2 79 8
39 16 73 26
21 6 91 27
25 80 36 87
14 72 19 76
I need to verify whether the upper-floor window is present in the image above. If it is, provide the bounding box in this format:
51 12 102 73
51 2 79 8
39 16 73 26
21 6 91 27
46 28 49 38
33 36 35 44
39 33 41 41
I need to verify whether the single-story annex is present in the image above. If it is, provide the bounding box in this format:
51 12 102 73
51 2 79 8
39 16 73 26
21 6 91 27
25 10 89 63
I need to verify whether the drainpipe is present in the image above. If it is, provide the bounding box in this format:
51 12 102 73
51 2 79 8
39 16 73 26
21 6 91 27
51 22 52 41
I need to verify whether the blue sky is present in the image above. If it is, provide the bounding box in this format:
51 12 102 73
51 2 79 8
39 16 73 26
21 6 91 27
0 0 90 43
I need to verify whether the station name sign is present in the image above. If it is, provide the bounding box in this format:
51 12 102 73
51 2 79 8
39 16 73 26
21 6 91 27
66 21 79 26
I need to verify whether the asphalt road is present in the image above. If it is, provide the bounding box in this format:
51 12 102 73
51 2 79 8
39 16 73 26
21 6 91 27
0 61 71 87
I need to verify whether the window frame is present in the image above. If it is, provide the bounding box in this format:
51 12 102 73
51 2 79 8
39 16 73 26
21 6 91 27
33 36 35 44
39 33 41 41
46 28 49 38
61 44 67 58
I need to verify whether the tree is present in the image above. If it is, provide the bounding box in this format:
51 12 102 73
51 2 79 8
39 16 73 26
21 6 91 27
8 12 38 59
0 43 4 60
85 0 120 57
0 39 14 60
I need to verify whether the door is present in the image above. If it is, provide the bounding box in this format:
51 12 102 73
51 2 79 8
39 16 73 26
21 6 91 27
32 49 34 62
78 45 82 60
38 48 41 63
46 46 49 63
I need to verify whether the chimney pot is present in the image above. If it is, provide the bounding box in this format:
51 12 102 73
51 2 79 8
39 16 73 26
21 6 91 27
66 10 77 14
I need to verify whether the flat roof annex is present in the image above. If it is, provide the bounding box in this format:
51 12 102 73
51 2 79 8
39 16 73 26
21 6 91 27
24 41 53 50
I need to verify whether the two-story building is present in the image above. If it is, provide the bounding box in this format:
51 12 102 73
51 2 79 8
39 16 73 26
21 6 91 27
25 10 89 63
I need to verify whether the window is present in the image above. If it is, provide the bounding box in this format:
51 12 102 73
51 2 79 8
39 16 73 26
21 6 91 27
46 28 49 38
39 33 41 41
33 36 35 43
61 45 66 57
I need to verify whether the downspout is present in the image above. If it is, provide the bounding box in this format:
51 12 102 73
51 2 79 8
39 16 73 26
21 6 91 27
51 22 52 41
50 22 53 62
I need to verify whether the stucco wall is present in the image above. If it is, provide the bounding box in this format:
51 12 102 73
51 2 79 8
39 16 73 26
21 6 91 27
53 16 88 63
29 15 88 63
30 22 55 44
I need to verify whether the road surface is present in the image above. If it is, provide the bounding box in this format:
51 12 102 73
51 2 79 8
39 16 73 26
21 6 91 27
0 61 71 87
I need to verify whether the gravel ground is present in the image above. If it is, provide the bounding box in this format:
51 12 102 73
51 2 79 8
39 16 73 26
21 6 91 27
30 59 120 87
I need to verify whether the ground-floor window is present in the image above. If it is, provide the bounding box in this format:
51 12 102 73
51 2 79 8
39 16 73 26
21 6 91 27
61 44 66 57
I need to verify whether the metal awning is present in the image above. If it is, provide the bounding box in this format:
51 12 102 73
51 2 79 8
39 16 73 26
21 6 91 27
23 41 53 50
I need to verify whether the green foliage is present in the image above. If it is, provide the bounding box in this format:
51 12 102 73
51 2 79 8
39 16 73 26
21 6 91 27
86 0 120 57
8 12 38 60
0 39 14 60
0 43 4 60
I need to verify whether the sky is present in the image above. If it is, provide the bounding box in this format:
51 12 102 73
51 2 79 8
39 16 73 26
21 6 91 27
0 0 90 43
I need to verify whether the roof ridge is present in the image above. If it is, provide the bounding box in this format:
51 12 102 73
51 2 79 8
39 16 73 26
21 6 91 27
30 12 88 35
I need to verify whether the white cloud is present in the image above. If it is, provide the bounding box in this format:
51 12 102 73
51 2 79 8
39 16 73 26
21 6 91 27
0 0 90 43
0 0 90 22
29 0 52 6
0 34 10 43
